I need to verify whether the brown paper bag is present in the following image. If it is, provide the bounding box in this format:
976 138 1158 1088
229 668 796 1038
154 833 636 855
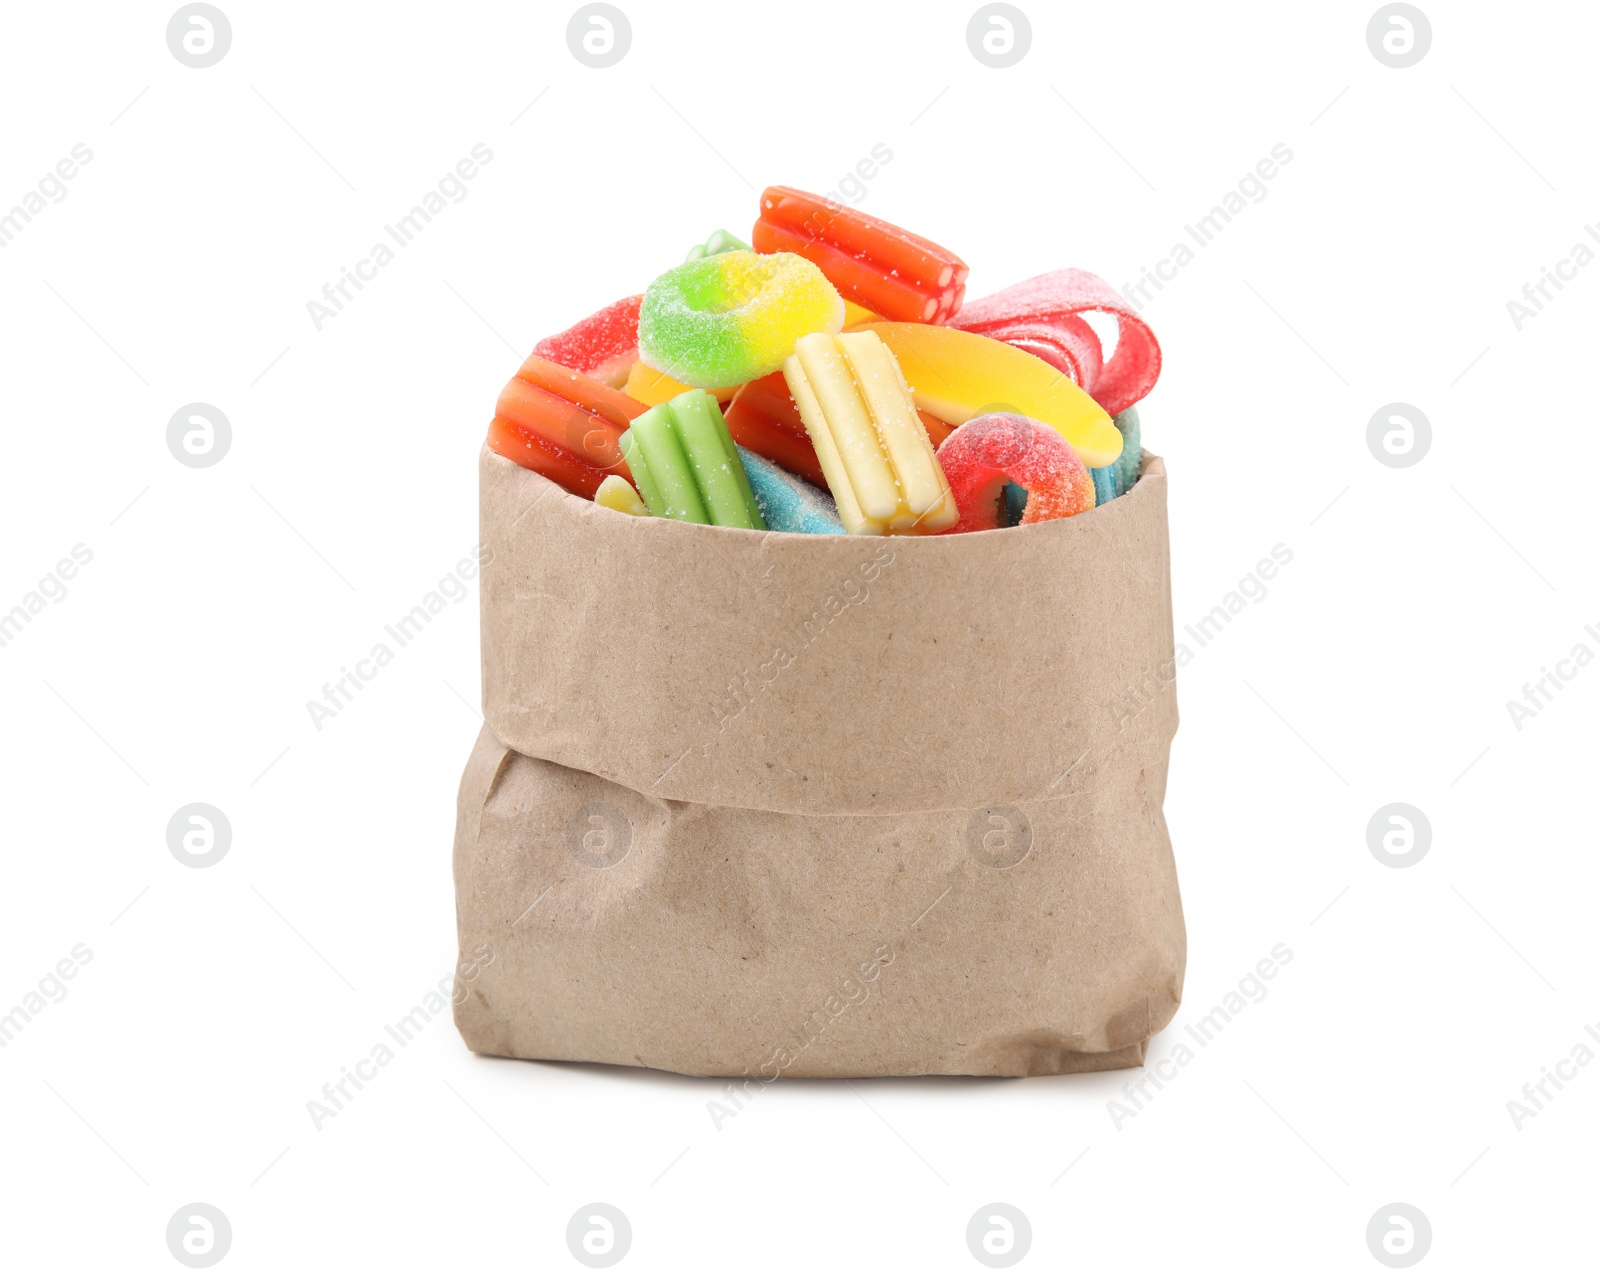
453 446 1184 1078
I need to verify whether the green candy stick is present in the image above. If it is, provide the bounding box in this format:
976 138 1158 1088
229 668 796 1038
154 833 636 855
725 427 767 530
670 391 766 531
617 429 662 516
626 403 709 523
684 228 750 263
618 392 767 529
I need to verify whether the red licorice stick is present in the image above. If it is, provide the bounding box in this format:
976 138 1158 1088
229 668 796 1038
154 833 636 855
486 356 646 497
724 372 826 488
752 186 968 324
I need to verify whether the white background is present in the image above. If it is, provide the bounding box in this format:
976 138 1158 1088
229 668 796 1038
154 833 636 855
2 0 1595 1267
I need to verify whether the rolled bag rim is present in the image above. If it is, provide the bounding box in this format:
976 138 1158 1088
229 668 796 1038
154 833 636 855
478 445 1178 817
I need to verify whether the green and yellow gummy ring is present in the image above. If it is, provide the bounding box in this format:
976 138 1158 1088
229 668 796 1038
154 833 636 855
637 249 844 390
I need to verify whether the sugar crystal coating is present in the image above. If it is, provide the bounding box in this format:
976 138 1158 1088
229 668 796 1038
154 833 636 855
639 250 844 390
737 446 843 535
533 295 642 388
953 269 1162 417
618 390 766 529
935 413 1096 534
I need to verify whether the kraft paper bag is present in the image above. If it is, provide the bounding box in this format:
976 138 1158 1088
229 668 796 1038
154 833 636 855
453 446 1184 1078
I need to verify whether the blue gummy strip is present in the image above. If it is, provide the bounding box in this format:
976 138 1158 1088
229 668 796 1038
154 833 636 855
736 446 844 535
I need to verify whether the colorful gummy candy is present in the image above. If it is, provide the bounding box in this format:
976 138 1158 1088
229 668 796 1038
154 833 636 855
532 295 641 390
738 446 843 535
753 187 968 323
1113 406 1142 493
723 371 828 488
624 362 736 408
783 330 957 536
857 322 1124 469
594 473 648 516
638 250 844 390
936 414 1096 534
841 300 885 328
952 270 1162 417
1090 463 1119 508
619 389 766 529
685 229 749 262
485 185 1163 536
1089 407 1143 505
487 355 646 499
723 369 953 492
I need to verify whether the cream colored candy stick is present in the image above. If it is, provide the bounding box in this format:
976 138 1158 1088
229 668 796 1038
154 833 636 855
783 331 957 535
791 333 900 522
783 351 875 535
837 331 950 521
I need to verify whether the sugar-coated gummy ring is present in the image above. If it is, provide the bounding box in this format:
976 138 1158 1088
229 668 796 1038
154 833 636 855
638 250 844 390
935 413 1096 534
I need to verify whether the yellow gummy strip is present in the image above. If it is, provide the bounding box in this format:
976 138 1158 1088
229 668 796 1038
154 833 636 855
858 322 1125 470
625 361 734 408
841 300 882 329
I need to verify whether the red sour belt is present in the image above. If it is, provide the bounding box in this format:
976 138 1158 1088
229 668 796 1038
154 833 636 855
532 295 642 387
952 269 1161 417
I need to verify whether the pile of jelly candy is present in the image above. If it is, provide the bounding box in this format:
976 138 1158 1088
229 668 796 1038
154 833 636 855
486 187 1161 536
